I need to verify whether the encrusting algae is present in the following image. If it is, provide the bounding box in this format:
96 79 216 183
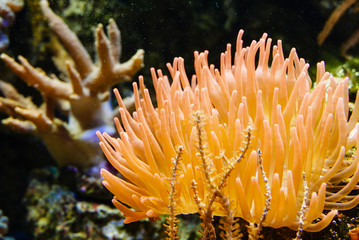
97 30 359 237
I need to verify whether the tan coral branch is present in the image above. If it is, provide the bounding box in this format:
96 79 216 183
0 0 144 168
40 0 93 78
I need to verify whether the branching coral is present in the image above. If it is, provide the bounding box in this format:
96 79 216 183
0 0 144 168
164 146 183 240
97 30 359 236
317 0 359 57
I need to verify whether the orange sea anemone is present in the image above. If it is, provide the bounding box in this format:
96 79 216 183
97 30 359 232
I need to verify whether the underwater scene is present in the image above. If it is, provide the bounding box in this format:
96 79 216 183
1 0 359 239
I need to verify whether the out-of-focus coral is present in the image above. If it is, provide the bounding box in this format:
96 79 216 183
327 57 359 95
0 209 9 239
98 30 359 238
25 170 125 239
0 0 144 168
24 168 166 240
318 0 359 57
0 0 24 51
350 226 359 240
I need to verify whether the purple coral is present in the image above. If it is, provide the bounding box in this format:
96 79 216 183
0 0 24 51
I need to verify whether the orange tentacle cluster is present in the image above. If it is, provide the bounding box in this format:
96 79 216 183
98 30 359 232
